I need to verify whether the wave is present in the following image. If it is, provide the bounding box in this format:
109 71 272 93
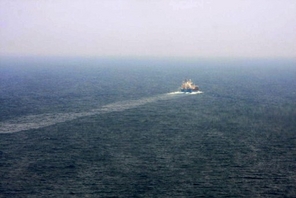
0 92 200 134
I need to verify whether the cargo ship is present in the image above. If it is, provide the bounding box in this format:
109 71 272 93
181 79 199 93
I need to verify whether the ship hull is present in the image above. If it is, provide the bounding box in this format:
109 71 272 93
180 79 199 93
180 88 198 93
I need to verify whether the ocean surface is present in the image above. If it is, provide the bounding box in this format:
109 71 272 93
0 57 295 197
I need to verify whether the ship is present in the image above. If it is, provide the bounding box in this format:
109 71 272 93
181 79 199 93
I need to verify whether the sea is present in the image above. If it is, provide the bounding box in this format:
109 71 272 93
0 57 295 197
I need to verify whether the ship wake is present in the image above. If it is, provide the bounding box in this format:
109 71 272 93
0 92 188 134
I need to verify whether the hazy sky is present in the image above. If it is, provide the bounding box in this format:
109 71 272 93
0 0 295 58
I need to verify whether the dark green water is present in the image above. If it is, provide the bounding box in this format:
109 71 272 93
0 58 295 197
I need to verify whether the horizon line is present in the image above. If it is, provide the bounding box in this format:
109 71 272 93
1 55 296 61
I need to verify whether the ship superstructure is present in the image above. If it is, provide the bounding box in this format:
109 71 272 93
181 79 199 93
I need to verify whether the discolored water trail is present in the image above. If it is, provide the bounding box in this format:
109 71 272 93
0 92 201 134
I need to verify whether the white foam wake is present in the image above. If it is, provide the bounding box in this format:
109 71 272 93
0 92 191 134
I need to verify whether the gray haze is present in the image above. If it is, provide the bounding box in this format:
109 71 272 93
0 0 295 58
